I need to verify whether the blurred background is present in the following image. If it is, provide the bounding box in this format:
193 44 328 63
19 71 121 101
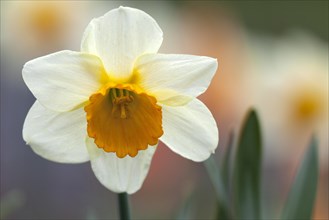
0 1 328 219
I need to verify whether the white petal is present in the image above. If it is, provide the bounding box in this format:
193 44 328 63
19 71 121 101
22 50 105 112
81 6 163 80
86 138 157 194
23 101 89 163
160 99 218 162
135 53 218 104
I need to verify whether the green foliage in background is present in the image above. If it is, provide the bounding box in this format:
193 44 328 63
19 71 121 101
203 109 319 220
233 110 262 219
281 137 318 220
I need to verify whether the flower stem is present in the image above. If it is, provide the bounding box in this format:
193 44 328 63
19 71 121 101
118 193 131 220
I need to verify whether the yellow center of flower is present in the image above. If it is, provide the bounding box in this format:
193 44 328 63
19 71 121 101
84 85 163 158
294 91 322 122
29 4 62 38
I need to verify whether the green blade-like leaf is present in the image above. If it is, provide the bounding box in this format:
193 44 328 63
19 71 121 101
222 130 235 190
175 189 197 220
204 155 228 211
204 155 231 219
281 137 319 220
233 109 262 219
216 131 235 220
215 199 231 220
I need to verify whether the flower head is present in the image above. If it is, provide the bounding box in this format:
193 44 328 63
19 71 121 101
22 6 218 193
248 32 328 165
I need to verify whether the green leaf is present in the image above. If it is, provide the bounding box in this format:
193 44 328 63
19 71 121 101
204 155 231 220
204 155 229 211
281 137 319 220
215 131 235 220
175 188 197 220
222 130 235 190
233 109 262 219
215 200 231 220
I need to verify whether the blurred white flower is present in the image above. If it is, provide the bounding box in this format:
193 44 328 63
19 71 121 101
1 1 89 58
0 1 92 88
22 7 218 193
247 31 328 165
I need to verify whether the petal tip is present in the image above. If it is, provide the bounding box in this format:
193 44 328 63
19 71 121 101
118 5 128 11
210 57 219 67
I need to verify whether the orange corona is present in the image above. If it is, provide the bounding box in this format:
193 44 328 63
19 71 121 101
85 85 163 158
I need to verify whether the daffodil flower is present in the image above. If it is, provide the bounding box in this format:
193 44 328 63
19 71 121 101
22 6 218 194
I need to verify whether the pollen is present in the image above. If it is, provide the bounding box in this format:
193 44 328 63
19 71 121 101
84 86 163 158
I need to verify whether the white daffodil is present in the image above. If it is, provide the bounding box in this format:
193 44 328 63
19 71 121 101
22 6 218 194
246 32 328 165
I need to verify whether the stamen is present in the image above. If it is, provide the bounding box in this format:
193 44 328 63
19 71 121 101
120 103 127 119
110 88 133 119
111 88 117 99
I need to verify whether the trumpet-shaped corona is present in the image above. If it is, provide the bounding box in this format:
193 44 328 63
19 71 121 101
85 85 163 158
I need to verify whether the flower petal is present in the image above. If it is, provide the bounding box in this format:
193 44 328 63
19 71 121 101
23 101 89 163
86 138 157 194
22 50 105 112
135 53 218 104
160 98 218 162
81 6 163 80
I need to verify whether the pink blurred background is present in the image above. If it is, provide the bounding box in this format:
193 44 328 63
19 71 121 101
1 1 328 219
